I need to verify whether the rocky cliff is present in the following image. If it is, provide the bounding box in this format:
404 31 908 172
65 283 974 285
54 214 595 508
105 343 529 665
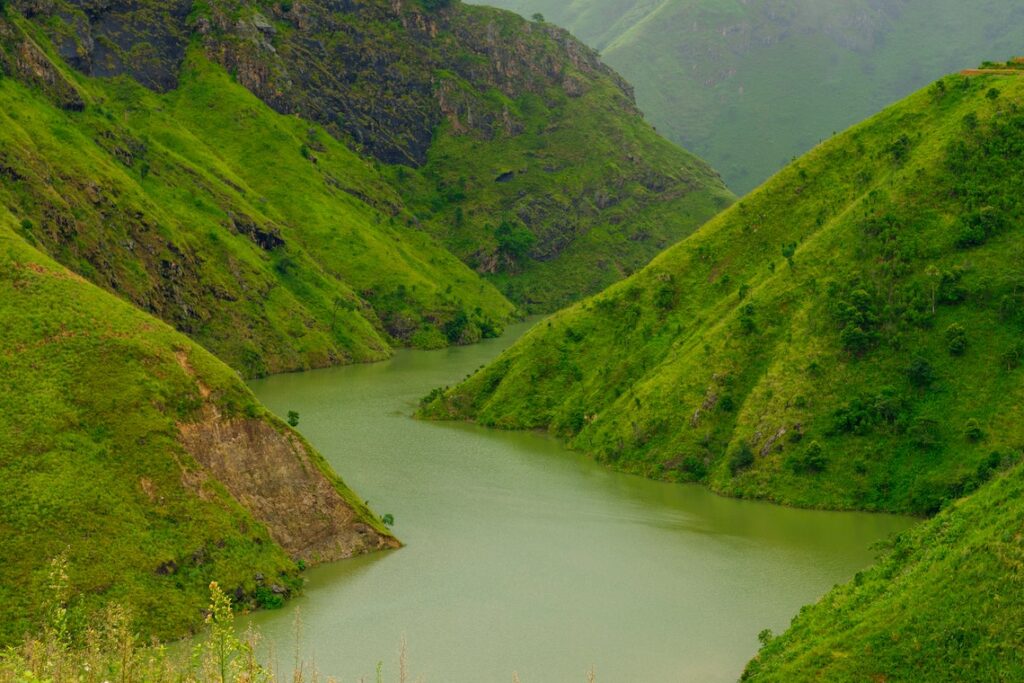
8 0 732 315
0 209 396 643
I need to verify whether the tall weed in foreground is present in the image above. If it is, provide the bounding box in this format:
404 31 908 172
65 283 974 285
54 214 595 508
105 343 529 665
0 560 596 682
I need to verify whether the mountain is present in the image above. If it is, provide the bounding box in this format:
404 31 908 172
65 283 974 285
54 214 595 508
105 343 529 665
423 66 1024 517
743 456 1024 681
0 210 396 644
478 0 1024 194
0 12 513 377
0 0 729 643
8 0 732 321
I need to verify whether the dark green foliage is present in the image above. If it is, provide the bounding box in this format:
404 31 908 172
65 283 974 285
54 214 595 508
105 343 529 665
494 221 536 263
888 133 912 163
381 513 395 526
680 455 708 480
955 208 1007 248
907 356 935 388
738 303 757 334
287 411 300 427
945 323 967 355
729 442 755 475
254 586 285 610
829 283 880 355
829 387 906 436
781 242 796 268
785 441 828 474
964 418 984 442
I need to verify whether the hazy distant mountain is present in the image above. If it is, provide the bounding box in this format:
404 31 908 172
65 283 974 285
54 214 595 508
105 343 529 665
482 0 1024 193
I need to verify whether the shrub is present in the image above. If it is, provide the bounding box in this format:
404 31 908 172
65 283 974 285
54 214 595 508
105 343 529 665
494 221 536 262
907 356 935 388
945 323 967 355
287 410 300 427
729 442 755 475
955 209 1007 248
681 455 708 479
254 585 285 609
786 441 828 474
739 303 756 334
964 418 984 442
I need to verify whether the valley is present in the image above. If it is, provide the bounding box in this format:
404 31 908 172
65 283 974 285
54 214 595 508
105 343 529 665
479 0 1024 193
1 0 1022 680
246 322 911 682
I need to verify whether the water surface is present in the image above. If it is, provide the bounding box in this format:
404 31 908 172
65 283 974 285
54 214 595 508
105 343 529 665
248 321 912 682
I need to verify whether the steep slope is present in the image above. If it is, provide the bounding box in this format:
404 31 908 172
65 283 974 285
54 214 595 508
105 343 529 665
424 69 1024 516
13 0 733 313
0 13 515 377
742 461 1024 681
0 209 396 645
480 0 1024 194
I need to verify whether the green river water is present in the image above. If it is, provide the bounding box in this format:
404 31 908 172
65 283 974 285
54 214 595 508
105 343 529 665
248 320 913 683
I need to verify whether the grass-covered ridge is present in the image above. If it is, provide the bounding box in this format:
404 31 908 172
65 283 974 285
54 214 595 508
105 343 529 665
0 208 395 645
14 0 733 313
743 461 1024 681
481 0 1024 194
0 11 515 377
424 70 1024 517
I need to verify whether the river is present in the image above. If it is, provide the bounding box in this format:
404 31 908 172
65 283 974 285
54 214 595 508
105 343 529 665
247 319 912 683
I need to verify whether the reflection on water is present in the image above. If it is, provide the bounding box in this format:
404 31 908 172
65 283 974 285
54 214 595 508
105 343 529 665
248 320 913 683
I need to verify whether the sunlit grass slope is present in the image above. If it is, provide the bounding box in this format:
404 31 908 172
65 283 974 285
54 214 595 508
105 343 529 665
424 70 1024 516
0 211 390 644
0 15 514 376
743 460 1024 681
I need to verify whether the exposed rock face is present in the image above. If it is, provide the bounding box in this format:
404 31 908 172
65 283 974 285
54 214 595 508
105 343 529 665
179 410 399 563
0 13 85 110
14 0 635 166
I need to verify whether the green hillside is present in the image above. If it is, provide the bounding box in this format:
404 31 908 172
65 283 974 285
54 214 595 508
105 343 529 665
743 460 1024 681
0 209 395 645
423 68 1024 517
0 12 515 377
0 0 732 651
13 0 732 315
480 0 1024 194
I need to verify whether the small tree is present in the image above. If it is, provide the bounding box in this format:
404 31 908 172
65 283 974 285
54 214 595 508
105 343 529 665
531 12 545 22
729 442 755 475
907 356 935 388
945 323 967 355
781 242 796 268
287 410 300 427
964 418 984 442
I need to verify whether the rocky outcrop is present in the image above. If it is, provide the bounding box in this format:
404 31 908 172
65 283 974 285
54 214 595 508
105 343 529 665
179 409 398 563
12 0 636 166
0 14 85 110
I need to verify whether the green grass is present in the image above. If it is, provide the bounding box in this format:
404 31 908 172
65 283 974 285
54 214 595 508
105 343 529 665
481 0 1024 194
404 71 734 311
0 209 389 645
0 12 516 377
393 4 734 311
424 70 1024 517
743 460 1024 681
